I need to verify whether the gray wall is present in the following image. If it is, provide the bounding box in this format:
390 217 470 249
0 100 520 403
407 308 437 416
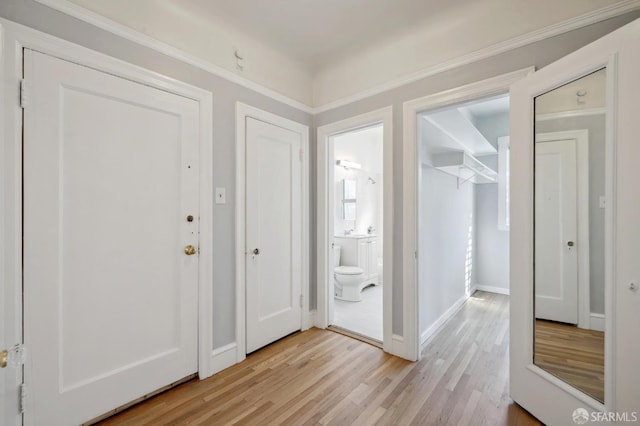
474 113 510 291
475 181 510 290
536 115 606 314
315 12 640 335
0 0 313 349
419 166 475 334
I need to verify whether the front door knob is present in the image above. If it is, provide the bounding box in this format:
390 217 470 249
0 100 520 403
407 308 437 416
253 248 260 255
567 241 575 247
184 245 197 255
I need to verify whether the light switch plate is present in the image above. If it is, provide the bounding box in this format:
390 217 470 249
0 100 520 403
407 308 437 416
599 196 606 209
215 187 226 204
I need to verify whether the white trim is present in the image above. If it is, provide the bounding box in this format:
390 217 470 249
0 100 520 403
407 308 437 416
474 285 511 296
32 0 314 113
402 67 533 362
590 313 606 332
27 0 640 114
391 334 406 358
0 17 216 421
314 1 640 113
420 294 468 351
536 107 606 121
210 343 238 374
235 102 310 362
316 107 394 356
536 129 591 330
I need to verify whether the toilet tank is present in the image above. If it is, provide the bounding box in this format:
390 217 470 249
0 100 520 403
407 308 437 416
333 245 341 267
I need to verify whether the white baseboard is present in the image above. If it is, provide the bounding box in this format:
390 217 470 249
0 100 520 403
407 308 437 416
208 342 238 376
474 284 510 295
388 334 406 359
590 313 605 332
420 295 468 351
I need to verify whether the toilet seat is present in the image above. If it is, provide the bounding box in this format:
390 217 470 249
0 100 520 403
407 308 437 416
335 265 364 275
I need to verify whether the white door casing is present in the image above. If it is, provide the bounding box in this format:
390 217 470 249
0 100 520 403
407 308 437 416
316 107 394 355
511 17 640 423
245 117 303 353
535 139 579 324
402 68 534 362
23 49 200 425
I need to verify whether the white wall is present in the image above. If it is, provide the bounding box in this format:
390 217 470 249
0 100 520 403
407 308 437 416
419 166 475 334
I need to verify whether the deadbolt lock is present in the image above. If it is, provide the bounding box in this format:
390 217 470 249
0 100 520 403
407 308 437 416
567 241 575 247
187 215 194 222
184 245 197 255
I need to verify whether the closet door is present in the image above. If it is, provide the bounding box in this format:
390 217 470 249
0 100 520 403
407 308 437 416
510 18 640 424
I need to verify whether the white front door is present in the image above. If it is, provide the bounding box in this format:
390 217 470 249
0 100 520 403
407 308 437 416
245 117 302 353
23 49 199 425
510 18 640 424
535 139 578 324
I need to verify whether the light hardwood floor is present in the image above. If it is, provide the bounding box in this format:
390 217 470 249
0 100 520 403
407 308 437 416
98 291 540 425
534 319 605 403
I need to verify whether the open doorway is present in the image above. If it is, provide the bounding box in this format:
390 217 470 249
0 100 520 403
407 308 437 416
316 107 393 352
417 94 511 349
330 125 384 342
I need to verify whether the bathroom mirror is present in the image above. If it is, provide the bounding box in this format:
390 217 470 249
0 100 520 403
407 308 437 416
342 179 357 220
343 179 357 200
533 69 606 403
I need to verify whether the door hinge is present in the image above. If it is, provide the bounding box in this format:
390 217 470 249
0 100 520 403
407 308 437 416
20 79 29 108
20 383 27 414
299 294 303 308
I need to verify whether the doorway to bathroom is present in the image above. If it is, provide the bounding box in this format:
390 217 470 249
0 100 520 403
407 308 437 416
316 107 393 350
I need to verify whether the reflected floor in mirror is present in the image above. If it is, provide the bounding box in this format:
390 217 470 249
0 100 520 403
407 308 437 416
534 320 604 402
333 284 382 341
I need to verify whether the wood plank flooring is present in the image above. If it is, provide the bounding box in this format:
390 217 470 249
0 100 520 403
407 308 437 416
534 319 605 403
98 291 540 425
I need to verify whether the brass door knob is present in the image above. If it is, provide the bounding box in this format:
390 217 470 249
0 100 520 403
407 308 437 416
0 350 7 369
184 245 197 255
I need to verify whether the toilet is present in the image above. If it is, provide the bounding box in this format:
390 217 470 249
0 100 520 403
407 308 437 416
333 245 367 302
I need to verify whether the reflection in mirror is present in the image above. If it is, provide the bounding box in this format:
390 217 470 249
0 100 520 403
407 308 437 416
534 69 606 403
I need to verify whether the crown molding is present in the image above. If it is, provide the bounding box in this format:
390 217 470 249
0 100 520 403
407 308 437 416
32 0 640 115
313 0 640 113
33 0 315 113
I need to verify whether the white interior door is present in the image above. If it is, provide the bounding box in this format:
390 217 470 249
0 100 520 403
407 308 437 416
246 117 302 353
23 49 199 425
535 139 578 324
511 18 640 424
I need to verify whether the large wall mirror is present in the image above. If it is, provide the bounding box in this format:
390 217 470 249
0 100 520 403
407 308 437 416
534 68 606 403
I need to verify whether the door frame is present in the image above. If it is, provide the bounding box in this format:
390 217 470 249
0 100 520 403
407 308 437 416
402 67 534 361
316 107 394 354
235 102 310 362
1 18 214 425
536 129 590 329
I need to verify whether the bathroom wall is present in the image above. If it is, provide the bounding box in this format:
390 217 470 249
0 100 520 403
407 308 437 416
333 126 384 258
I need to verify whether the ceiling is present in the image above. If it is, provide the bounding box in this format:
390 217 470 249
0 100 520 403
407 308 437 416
168 0 480 70
69 0 627 72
